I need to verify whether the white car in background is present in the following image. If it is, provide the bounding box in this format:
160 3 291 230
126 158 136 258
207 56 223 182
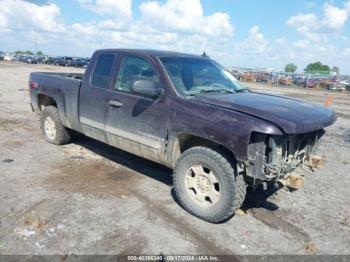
4 54 14 61
329 81 347 91
340 80 350 87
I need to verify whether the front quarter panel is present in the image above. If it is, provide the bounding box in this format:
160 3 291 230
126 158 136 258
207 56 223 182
170 98 282 162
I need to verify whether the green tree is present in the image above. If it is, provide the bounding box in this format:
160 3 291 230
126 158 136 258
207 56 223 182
285 63 298 73
304 62 330 74
15 50 26 54
25 50 34 55
36 51 44 56
331 66 340 76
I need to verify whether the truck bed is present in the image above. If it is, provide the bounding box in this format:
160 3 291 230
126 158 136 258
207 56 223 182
30 72 84 131
36 72 84 80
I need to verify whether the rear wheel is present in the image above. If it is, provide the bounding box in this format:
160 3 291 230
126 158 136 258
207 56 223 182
40 106 71 145
173 146 246 223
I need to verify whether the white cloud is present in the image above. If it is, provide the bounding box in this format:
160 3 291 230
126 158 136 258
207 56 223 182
275 37 287 44
323 3 348 30
293 39 312 49
73 0 234 59
286 13 318 30
287 2 349 40
343 47 350 56
139 0 234 37
77 0 132 20
0 0 234 60
1 0 349 73
0 12 8 31
68 0 234 59
345 1 350 13
72 23 98 35
282 1 349 72
97 20 126 31
305 1 316 9
286 13 320 40
139 0 203 33
0 0 64 32
241 26 268 55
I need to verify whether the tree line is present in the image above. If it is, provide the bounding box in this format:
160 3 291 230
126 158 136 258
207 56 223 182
285 62 339 75
14 50 44 56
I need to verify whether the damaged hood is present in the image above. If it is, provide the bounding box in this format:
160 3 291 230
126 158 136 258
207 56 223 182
194 91 337 134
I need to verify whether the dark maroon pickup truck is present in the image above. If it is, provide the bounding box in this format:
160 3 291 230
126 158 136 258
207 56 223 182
29 49 336 222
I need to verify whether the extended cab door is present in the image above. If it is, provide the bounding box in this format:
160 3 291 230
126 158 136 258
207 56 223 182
78 53 118 142
104 54 171 164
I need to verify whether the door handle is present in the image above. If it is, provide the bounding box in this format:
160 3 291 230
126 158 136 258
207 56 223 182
108 99 123 108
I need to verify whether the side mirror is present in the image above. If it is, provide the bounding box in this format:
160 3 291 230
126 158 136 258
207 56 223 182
131 80 163 98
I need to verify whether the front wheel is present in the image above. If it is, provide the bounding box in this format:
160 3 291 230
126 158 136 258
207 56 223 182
40 106 71 145
173 147 246 223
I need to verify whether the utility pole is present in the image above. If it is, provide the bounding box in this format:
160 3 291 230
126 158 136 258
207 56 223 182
34 24 38 54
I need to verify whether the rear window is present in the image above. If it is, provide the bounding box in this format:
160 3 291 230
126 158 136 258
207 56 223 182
91 54 115 89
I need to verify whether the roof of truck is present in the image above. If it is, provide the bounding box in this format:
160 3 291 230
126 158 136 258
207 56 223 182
95 49 208 59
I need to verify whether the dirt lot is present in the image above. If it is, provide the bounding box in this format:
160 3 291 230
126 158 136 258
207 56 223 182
0 62 350 256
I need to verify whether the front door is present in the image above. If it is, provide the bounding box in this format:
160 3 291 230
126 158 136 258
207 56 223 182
104 54 170 164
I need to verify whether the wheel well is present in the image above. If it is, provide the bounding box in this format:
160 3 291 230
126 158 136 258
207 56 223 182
171 134 237 167
37 94 57 111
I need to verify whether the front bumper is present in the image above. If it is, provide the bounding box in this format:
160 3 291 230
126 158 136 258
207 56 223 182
245 129 325 182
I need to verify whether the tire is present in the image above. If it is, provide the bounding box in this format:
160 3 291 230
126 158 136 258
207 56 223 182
173 146 246 223
40 106 71 145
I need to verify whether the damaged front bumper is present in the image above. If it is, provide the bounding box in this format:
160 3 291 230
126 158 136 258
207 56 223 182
245 130 325 185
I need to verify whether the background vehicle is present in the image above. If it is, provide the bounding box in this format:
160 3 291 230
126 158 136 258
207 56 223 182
256 72 270 83
3 54 14 61
227 69 243 81
278 76 292 86
293 75 306 86
340 80 350 91
29 49 336 222
328 81 346 91
305 77 319 88
28 56 43 64
70 58 90 68
45 56 58 65
54 56 73 66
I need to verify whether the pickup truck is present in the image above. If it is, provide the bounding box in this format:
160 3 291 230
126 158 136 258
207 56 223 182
30 49 336 222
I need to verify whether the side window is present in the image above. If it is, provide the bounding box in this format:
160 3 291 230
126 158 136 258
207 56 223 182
91 54 115 89
115 55 160 93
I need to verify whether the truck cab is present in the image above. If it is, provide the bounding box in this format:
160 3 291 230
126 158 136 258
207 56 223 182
78 51 171 165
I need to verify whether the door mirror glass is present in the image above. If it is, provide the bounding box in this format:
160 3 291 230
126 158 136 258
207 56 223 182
131 80 162 98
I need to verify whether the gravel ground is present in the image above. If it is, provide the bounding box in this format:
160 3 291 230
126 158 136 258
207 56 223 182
0 62 349 256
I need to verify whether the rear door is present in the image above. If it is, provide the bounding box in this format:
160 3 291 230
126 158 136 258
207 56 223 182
78 52 118 142
104 54 171 164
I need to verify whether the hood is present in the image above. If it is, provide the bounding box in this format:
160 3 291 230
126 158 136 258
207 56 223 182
194 92 337 134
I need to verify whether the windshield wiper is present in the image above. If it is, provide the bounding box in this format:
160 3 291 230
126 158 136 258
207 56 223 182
188 88 236 95
235 88 250 93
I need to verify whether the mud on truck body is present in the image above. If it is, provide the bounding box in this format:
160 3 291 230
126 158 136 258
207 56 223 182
29 49 336 222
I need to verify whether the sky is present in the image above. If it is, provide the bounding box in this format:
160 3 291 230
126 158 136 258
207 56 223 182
0 0 349 73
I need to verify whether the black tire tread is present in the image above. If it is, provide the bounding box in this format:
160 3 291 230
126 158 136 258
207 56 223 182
173 146 246 223
41 106 71 145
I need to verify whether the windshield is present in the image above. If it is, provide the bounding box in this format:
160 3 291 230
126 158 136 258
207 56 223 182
160 57 247 95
